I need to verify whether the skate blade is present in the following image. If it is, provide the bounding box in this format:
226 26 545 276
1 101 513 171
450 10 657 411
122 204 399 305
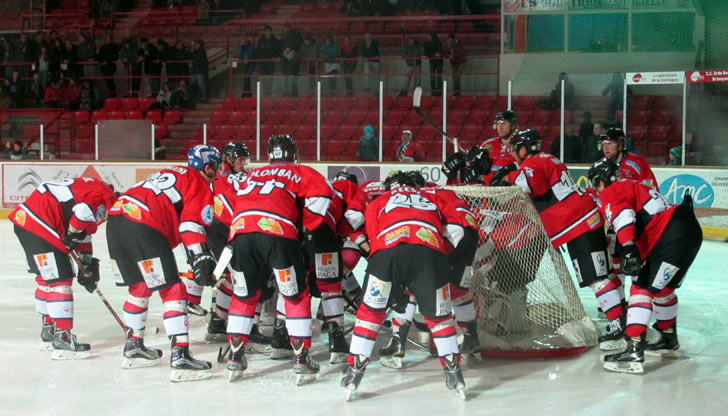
186 307 208 317
39 341 53 351
121 357 161 369
330 352 348 364
453 384 466 401
603 361 644 374
379 356 403 369
247 344 273 355
645 348 682 359
296 373 318 386
344 385 356 401
228 369 244 382
51 350 91 360
205 333 228 343
270 349 294 360
169 369 213 382
599 338 627 351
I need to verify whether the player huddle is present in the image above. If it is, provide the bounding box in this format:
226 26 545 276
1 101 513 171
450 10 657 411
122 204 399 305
9 110 702 398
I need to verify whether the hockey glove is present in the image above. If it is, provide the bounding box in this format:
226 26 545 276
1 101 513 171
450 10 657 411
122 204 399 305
190 253 217 287
620 243 642 276
76 257 100 293
63 227 87 251
489 162 518 186
463 167 484 184
442 152 466 179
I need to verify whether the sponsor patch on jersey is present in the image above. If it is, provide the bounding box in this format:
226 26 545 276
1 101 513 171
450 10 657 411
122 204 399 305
231 270 248 297
385 225 410 245
201 205 213 226
137 257 165 289
465 214 477 228
95 205 107 223
625 160 642 175
652 261 680 291
586 212 602 229
315 252 339 280
229 217 245 240
110 199 122 212
605 204 613 223
274 267 298 296
122 202 142 220
34 252 59 281
109 259 124 285
591 251 608 278
416 227 439 248
257 217 284 235
14 209 26 226
362 275 391 309
213 196 223 217
435 284 452 316
523 167 534 177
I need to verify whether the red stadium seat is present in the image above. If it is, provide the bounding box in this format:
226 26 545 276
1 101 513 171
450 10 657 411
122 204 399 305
228 111 246 125
649 110 672 125
120 98 139 111
629 96 652 111
646 125 668 142
74 111 90 124
626 125 646 141
530 110 550 125
215 125 235 141
452 96 473 111
145 110 162 123
513 96 537 111
154 124 168 139
239 97 256 111
221 97 239 110
104 98 121 111
139 98 156 112
210 111 227 124
107 111 125 120
126 111 143 120
163 110 181 125
473 96 495 111
90 110 107 123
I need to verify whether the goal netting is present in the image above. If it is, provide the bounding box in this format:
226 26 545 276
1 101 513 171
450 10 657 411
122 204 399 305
445 185 598 358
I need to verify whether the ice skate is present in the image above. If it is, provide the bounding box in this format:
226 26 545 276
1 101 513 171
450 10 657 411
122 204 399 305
379 321 409 369
122 331 162 369
270 318 294 360
443 354 466 400
325 321 349 364
460 321 482 361
599 315 626 351
39 320 54 351
51 329 91 360
186 303 208 317
249 324 273 345
227 336 248 382
204 316 227 343
645 323 681 358
342 355 369 401
603 335 645 374
292 339 319 386
169 339 212 382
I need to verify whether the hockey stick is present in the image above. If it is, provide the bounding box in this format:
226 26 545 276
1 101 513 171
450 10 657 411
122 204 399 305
69 250 127 333
413 86 465 153
181 245 233 289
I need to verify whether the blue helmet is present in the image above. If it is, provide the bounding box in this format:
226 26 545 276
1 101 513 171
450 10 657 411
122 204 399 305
188 144 222 170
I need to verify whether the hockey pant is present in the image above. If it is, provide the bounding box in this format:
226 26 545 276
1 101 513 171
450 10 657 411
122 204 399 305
122 280 190 347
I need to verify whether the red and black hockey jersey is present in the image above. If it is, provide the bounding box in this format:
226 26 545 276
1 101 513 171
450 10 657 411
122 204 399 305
361 180 387 203
480 136 517 176
213 171 248 227
9 178 117 253
507 152 603 248
617 152 656 189
364 185 465 255
230 162 333 241
109 166 214 248
596 179 676 256
329 178 367 243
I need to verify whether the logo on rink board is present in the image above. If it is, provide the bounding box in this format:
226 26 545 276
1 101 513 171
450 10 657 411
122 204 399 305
138 258 165 289
34 253 59 281
363 275 391 308
275 267 298 296
659 174 715 207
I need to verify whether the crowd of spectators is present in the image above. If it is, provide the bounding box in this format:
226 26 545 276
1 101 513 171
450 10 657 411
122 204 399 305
339 0 486 17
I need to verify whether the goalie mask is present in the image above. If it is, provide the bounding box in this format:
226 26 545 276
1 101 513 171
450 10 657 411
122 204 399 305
268 134 297 162
588 158 620 189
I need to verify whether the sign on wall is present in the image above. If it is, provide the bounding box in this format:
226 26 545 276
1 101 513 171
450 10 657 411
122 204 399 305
687 70 728 84
626 71 685 85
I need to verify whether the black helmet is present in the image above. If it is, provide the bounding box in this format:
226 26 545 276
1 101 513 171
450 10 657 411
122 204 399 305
493 110 518 130
588 158 620 189
465 145 492 176
267 134 297 162
333 170 358 185
223 142 250 161
384 170 415 190
406 170 426 188
511 129 542 155
600 127 626 146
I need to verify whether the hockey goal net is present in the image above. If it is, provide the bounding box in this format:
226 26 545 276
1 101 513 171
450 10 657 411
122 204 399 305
445 185 597 358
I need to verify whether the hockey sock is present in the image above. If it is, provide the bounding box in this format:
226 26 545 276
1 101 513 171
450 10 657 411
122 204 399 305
350 302 386 359
424 315 459 358
590 276 625 321
283 289 313 349
451 285 475 329
319 279 344 326
183 276 203 306
276 293 286 320
124 282 152 338
625 285 654 338
34 275 50 321
226 290 261 346
160 282 189 347
214 274 233 320
47 280 73 330
653 288 677 331
253 301 263 326
392 292 416 328
342 271 362 298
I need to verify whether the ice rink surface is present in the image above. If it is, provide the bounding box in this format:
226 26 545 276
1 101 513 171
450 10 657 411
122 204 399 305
1 219 727 416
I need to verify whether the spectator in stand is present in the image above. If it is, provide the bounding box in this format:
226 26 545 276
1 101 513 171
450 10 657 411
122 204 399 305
190 39 209 102
79 78 101 111
119 38 141 96
33 45 51 104
400 36 421 96
237 35 256 97
9 140 28 160
170 79 191 109
300 35 318 94
63 38 80 77
151 80 174 110
44 77 66 107
340 35 358 96
320 35 340 92
170 40 190 80
256 24 280 96
49 38 65 80
602 72 628 121
393 129 424 162
0 38 7 71
97 35 119 97
4 70 22 108
281 45 300 97
357 124 378 161
62 77 82 109
579 111 594 146
34 31 48 54
543 72 575 111
445 33 466 96
139 38 161 96
359 33 379 91
156 38 171 81
549 126 582 163
668 146 682 165
77 34 96 82
2 141 10 159
582 122 604 163
48 30 59 45
14 33 35 95
423 31 443 96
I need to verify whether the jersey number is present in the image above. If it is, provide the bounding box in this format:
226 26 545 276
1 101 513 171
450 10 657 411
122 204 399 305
384 193 437 213
142 172 182 203
237 179 286 196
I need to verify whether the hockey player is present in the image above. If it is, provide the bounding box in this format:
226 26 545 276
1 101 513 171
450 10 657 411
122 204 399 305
336 172 369 311
10 178 117 360
588 158 702 373
107 144 221 382
494 129 625 350
225 134 333 384
342 171 468 400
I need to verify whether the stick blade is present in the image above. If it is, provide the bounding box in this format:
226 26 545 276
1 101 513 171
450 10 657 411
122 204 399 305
413 86 423 108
